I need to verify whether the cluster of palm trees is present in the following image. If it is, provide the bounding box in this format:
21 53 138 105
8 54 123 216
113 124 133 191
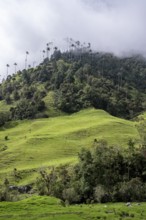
5 42 57 77
6 50 28 78
5 39 91 77
65 38 91 53
6 63 18 78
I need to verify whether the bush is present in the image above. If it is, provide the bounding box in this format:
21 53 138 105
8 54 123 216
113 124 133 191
94 185 106 203
5 136 8 141
35 178 48 196
118 178 146 202
0 112 10 126
62 187 80 204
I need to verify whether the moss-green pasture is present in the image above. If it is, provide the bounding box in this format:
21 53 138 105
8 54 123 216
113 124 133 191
0 108 139 183
0 196 145 220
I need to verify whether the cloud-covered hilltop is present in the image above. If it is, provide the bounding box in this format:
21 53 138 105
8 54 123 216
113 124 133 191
0 0 145 77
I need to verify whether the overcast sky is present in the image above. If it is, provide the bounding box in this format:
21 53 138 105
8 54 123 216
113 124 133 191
0 0 145 78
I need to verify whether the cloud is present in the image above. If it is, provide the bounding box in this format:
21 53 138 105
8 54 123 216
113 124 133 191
0 0 145 78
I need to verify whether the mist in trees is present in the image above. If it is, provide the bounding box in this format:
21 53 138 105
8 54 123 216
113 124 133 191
0 40 146 121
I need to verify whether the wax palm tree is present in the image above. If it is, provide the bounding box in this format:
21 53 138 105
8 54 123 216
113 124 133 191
14 62 17 74
88 42 91 49
25 51 29 69
46 42 53 59
42 50 46 60
6 64 10 77
76 41 80 50
70 43 75 60
54 46 58 51
71 43 75 50
46 46 50 59
76 41 81 59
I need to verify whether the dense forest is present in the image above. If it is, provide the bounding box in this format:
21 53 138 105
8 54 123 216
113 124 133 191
0 43 146 123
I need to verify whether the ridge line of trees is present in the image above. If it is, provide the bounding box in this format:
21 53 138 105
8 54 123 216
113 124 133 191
0 41 146 121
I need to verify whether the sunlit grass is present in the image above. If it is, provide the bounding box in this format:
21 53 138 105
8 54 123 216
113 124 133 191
0 195 145 220
0 108 140 184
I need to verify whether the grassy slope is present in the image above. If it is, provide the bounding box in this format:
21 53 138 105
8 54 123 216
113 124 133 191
0 195 145 220
0 108 139 183
139 112 146 120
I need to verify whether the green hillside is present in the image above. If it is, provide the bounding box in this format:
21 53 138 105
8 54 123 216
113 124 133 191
0 49 146 205
0 108 139 184
0 50 146 124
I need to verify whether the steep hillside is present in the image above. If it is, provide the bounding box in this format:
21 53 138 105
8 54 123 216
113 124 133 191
0 108 139 184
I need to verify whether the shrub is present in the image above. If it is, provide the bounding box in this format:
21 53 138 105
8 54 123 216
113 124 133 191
118 178 146 202
94 185 107 203
62 187 80 204
5 136 9 141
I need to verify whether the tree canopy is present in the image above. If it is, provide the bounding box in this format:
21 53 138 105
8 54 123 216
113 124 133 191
1 48 146 121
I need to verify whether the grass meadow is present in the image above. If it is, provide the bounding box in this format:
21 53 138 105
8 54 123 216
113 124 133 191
0 108 140 184
0 196 145 220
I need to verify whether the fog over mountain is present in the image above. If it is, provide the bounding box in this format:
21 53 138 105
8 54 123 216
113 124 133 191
0 0 145 77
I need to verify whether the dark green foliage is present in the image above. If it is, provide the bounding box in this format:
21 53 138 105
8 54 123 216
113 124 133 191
4 136 8 141
13 90 20 101
10 99 45 120
5 94 11 104
36 140 146 204
117 178 146 202
0 112 10 126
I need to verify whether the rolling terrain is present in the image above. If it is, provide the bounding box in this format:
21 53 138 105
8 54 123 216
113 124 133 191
0 108 139 184
0 51 145 219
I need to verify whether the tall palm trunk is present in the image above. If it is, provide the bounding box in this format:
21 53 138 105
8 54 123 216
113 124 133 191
25 51 29 69
6 64 10 77
14 63 17 74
